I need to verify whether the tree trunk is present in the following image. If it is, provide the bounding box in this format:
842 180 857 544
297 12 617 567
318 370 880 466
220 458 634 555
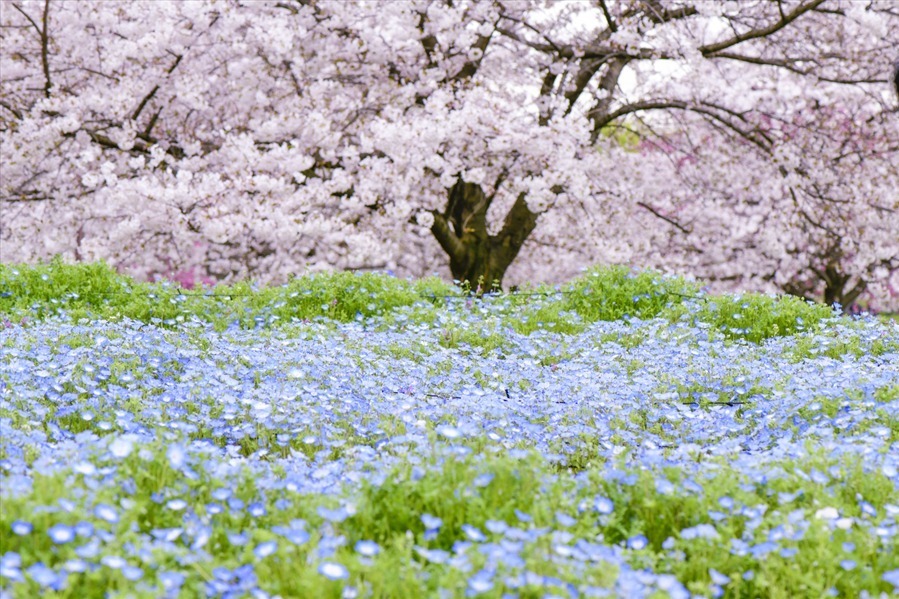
429 179 538 291
784 264 867 309
821 265 866 308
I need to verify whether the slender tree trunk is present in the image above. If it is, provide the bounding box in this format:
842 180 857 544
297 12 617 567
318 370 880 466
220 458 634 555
429 179 538 291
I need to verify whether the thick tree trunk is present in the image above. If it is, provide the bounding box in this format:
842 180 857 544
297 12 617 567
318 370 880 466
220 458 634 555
820 265 866 308
785 264 867 309
429 179 538 291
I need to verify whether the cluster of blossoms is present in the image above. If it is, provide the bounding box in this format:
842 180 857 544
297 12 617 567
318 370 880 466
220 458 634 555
2 1 897 308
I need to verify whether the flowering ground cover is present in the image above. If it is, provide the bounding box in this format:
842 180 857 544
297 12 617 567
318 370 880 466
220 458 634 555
1 263 898 598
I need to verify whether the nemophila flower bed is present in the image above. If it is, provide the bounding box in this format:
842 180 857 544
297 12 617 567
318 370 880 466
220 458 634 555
1 265 898 598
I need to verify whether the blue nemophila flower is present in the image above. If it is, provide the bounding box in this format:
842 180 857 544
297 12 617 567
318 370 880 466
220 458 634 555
414 546 450 564
94 504 119 523
158 570 185 592
10 520 32 535
436 425 461 440
75 539 101 558
354 540 380 557
254 540 278 559
627 535 648 550
211 488 232 501
152 528 183 542
26 563 66 590
462 524 487 542
248 502 267 518
167 499 188 511
73 462 96 476
472 472 494 488
749 541 777 558
74 521 93 538
884 569 899 589
62 559 88 573
100 555 126 569
681 524 719 540
47 524 75 544
421 513 442 530
467 569 494 594
167 443 187 469
0 552 23 582
555 512 576 528
484 520 508 535
709 568 730 586
318 561 349 580
122 565 144 581
514 510 532 523
840 560 856 571
108 435 134 459
228 532 250 546
272 524 310 545
318 505 349 523
593 496 614 515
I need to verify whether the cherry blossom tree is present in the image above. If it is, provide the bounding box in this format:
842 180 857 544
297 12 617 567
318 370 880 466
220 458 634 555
2 0 897 308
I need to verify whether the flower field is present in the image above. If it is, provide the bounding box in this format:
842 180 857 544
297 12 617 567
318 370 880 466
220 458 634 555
1 263 898 598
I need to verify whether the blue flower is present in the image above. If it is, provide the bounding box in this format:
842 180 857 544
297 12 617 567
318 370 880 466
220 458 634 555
627 535 648 550
10 521 32 535
92 503 118 523
680 523 718 541
47 524 75 544
26 563 66 590
593 496 614 515
421 513 442 530
254 540 278 559
884 569 899 589
354 540 380 557
318 561 349 580
462 524 486 542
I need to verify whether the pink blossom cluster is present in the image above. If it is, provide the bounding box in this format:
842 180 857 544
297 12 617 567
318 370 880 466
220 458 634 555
2 1 896 308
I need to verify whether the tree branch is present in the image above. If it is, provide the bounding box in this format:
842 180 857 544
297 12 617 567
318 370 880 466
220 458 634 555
590 99 770 150
0 100 23 120
13 1 53 98
700 0 827 56
430 211 466 261
636 201 691 234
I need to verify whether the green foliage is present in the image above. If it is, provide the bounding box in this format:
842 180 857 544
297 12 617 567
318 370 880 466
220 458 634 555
0 260 844 344
511 266 701 336
0 259 457 331
663 292 835 343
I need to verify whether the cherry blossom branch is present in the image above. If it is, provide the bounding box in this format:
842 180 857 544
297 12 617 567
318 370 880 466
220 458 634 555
699 0 827 56
636 201 691 234
12 0 52 98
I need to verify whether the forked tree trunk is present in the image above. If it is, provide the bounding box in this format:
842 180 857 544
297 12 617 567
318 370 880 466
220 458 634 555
785 263 867 309
429 179 538 291
820 265 866 308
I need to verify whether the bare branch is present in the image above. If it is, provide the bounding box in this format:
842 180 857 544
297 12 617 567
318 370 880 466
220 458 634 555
0 100 23 120
636 201 691 234
700 0 827 56
589 100 770 150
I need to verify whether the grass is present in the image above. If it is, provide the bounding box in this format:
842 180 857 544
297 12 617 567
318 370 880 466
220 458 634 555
1 261 897 598
0 257 458 332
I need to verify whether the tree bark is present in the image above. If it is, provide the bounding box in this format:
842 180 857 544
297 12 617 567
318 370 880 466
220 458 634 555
430 179 538 291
